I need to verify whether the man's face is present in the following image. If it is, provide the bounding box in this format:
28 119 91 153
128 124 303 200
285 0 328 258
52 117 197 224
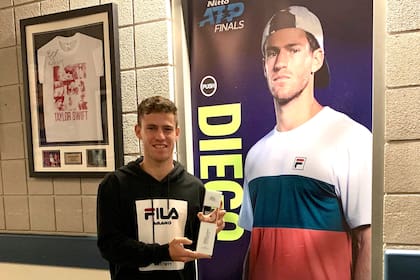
135 112 179 164
263 28 322 104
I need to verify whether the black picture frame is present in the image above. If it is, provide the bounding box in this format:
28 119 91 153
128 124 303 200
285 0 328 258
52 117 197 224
20 3 123 177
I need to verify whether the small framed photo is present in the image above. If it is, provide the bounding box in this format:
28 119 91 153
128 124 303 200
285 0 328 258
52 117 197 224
20 3 123 177
43 150 61 167
87 149 107 167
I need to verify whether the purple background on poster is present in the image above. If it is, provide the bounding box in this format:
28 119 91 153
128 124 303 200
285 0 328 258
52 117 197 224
189 1 372 279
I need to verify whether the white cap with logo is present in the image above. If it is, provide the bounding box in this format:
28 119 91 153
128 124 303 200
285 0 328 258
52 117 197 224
261 6 330 88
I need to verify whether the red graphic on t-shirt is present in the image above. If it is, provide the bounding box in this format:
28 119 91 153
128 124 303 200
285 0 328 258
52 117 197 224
53 63 88 111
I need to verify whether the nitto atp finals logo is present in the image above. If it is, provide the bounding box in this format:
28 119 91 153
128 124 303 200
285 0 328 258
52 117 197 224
199 1 245 32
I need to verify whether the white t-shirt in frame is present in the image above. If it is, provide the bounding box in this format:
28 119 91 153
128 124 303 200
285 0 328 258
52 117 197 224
38 32 104 143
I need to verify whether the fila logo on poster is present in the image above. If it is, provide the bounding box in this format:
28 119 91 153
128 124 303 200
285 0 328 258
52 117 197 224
293 157 306 170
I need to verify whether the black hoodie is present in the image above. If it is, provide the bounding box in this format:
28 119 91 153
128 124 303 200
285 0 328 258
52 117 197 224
97 157 205 280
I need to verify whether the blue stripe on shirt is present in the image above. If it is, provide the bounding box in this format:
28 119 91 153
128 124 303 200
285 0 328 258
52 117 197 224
249 175 348 232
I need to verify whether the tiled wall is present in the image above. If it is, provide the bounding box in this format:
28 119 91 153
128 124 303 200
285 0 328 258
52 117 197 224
0 0 175 235
383 0 420 251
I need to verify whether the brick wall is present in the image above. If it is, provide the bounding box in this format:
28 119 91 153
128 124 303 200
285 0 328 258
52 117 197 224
383 0 420 250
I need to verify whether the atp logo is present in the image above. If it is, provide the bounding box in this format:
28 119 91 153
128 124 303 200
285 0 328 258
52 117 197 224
293 157 306 170
199 1 245 32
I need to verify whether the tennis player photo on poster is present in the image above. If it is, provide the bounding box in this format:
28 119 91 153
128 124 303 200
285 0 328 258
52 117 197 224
20 3 123 177
187 0 372 279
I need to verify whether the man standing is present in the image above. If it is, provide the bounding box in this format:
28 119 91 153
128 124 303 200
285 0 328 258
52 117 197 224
97 96 225 280
238 6 371 280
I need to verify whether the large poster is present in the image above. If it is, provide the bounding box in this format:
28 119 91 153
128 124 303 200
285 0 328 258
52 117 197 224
188 1 372 279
